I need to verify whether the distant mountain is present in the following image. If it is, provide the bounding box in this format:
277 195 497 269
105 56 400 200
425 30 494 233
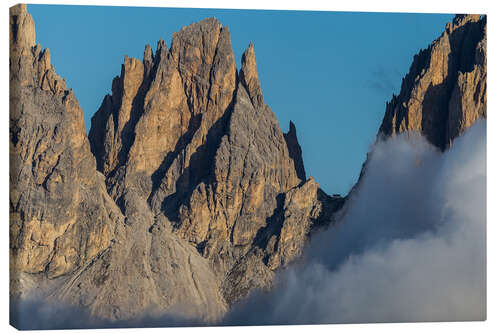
9 4 485 326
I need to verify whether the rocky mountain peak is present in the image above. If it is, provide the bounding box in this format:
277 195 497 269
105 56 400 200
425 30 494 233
449 14 482 31
89 16 238 180
11 6 235 321
10 4 35 51
240 42 264 108
86 14 340 309
17 6 492 326
379 14 486 150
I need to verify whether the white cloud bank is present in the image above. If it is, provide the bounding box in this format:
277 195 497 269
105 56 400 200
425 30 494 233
223 120 486 325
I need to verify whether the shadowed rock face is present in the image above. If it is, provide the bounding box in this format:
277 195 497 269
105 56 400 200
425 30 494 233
285 120 307 182
379 14 486 150
11 5 343 322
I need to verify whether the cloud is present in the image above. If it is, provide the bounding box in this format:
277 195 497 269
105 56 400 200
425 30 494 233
223 120 486 325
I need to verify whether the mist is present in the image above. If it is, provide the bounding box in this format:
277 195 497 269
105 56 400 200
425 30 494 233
10 296 207 330
10 121 486 329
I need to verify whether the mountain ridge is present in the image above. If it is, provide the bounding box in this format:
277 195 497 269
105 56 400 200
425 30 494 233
10 4 343 321
9 4 486 325
378 14 486 150
350 13 486 195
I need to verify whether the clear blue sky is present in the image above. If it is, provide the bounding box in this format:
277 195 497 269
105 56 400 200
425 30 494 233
28 5 453 195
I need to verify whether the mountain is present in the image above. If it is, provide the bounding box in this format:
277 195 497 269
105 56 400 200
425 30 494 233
9 3 119 284
10 4 343 322
9 4 486 326
379 14 486 150
349 14 487 194
87 16 343 306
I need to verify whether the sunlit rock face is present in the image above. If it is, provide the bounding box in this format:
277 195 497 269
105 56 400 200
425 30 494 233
9 4 118 281
379 14 486 150
349 14 487 195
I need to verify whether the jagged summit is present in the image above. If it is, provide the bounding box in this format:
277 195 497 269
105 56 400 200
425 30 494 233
379 14 486 150
240 42 265 108
348 13 487 200
88 14 338 307
11 7 343 323
10 7 485 327
10 4 35 50
89 16 237 178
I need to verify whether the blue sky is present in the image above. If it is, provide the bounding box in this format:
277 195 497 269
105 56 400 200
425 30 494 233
28 5 453 195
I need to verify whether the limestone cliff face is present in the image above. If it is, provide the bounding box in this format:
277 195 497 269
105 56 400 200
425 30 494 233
9 4 118 280
379 14 486 150
11 5 344 322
